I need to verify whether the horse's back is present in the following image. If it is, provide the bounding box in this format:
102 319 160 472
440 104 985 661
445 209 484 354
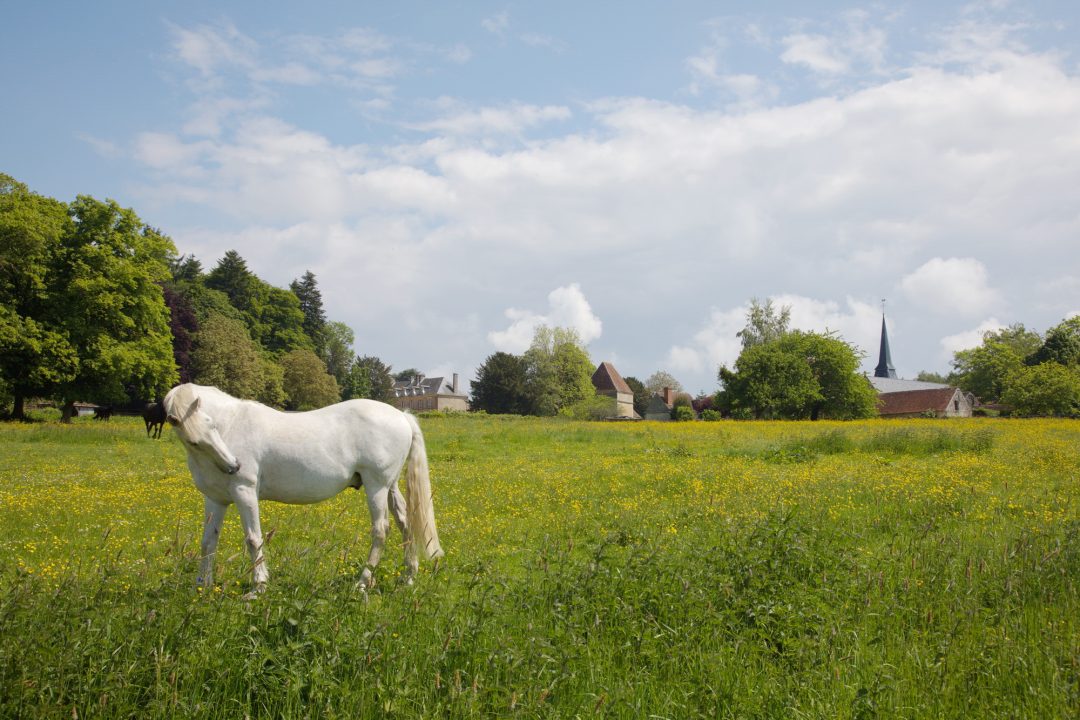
235 398 415 503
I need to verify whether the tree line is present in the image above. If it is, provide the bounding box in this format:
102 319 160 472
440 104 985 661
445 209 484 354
0 174 396 420
920 316 1080 417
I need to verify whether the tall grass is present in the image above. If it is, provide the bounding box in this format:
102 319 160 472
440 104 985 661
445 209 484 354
0 415 1077 718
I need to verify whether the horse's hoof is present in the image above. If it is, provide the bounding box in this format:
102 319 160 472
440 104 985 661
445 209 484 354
241 583 266 601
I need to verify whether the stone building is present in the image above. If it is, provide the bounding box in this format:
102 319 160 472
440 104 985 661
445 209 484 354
591 361 636 418
391 374 469 412
876 385 975 418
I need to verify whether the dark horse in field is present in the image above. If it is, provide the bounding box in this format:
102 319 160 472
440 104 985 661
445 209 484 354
93 406 113 421
143 401 166 439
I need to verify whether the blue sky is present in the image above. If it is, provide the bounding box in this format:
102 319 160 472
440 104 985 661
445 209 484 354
4 1 1080 395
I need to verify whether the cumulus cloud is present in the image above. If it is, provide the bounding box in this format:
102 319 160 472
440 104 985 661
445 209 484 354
900 258 1001 317
488 285 603 354
939 317 1006 358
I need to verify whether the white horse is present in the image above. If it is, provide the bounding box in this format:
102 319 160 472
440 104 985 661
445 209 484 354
163 383 443 598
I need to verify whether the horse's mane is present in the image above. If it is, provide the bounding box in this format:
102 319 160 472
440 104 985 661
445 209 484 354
164 383 260 417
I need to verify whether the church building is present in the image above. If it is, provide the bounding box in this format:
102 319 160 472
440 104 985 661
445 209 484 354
870 313 974 418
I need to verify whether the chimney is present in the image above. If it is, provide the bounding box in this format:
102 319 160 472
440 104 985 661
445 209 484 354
452 373 459 394
663 387 674 406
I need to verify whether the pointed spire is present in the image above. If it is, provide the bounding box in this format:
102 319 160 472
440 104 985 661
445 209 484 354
874 308 898 379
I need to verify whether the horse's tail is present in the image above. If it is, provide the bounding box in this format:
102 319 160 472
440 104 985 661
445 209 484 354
404 413 444 560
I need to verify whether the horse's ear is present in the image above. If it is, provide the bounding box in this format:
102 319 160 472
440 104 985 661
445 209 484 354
192 397 202 411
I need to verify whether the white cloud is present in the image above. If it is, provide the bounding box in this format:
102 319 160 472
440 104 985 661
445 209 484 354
520 33 567 53
667 305 747 376
410 103 572 137
169 22 257 78
939 317 1006 357
481 12 509 37
900 258 1001 317
782 33 850 73
488 284 602 353
446 44 472 64
779 10 888 76
78 133 122 159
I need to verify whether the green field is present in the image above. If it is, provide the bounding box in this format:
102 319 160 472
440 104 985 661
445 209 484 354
1 414 1078 718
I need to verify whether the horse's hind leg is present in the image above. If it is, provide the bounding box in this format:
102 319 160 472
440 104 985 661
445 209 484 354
388 484 418 584
358 486 390 592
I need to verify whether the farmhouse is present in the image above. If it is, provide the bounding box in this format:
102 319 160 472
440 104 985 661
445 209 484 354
391 374 468 412
591 361 636 418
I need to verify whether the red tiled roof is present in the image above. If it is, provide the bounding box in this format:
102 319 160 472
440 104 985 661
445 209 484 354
878 387 959 416
592 361 633 395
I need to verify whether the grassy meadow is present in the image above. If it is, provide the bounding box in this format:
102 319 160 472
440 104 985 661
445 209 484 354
0 413 1078 718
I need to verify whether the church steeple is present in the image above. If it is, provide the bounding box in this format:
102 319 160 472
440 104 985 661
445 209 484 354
874 309 897 379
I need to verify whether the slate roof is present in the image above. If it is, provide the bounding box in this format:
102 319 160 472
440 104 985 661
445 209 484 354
878 387 959 416
644 393 672 415
591 361 633 395
392 376 464 398
869 377 949 393
874 315 898 379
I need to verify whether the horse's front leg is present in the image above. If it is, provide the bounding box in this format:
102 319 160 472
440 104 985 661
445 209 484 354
198 497 227 588
230 483 268 598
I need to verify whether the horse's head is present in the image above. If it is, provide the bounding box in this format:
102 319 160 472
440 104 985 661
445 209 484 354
164 389 242 475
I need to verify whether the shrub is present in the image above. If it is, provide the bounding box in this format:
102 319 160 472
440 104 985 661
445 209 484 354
700 408 722 421
671 405 695 422
559 395 618 421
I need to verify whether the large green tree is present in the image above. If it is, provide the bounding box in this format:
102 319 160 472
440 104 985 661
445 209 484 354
254 284 310 354
716 331 877 420
522 326 594 416
50 197 177 418
644 370 684 396
190 314 286 405
950 324 1042 401
0 175 78 417
1026 316 1080 368
281 348 340 410
470 351 530 414
352 355 395 403
205 250 257 311
205 251 309 355
1001 362 1080 417
737 298 791 349
622 375 651 417
322 321 356 396
290 270 327 353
